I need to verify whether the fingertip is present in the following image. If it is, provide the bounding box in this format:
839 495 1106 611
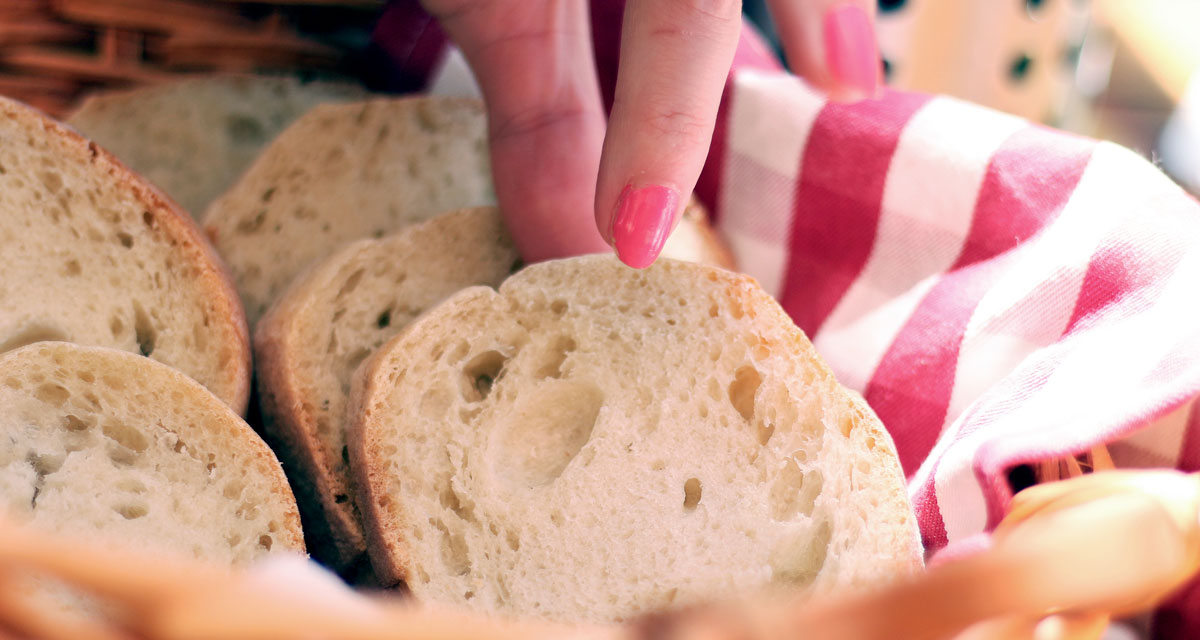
610 183 680 269
822 3 881 101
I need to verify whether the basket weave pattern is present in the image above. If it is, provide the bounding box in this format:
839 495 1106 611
0 0 381 117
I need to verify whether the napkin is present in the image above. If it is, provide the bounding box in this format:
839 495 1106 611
370 2 1200 636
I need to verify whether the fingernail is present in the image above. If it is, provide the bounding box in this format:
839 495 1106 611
610 184 679 269
823 3 880 101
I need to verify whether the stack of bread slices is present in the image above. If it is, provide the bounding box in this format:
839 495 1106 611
0 75 922 625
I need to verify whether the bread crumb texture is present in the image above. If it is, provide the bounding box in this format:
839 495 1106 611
256 207 517 567
203 96 494 325
68 75 368 217
352 256 921 623
0 343 303 562
0 97 247 409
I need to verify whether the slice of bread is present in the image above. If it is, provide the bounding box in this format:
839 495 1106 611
67 75 367 217
202 96 495 326
347 256 922 623
0 96 250 413
202 96 735 328
255 207 519 571
0 341 304 557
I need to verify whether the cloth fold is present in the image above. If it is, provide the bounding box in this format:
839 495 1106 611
370 2 1200 636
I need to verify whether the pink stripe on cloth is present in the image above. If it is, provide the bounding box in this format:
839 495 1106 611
696 26 784 220
780 92 930 337
866 127 1094 474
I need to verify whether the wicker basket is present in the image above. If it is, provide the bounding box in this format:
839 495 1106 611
0 0 382 117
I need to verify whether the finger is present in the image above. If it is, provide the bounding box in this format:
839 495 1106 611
766 0 880 101
424 0 610 261
595 0 742 269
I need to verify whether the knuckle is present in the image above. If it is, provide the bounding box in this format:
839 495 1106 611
643 108 712 142
491 104 590 143
665 0 742 24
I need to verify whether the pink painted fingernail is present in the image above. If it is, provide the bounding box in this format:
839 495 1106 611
823 3 880 101
610 184 679 269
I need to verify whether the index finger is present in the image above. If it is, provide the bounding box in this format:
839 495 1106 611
594 0 743 269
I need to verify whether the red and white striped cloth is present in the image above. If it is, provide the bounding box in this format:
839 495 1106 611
370 3 1200 636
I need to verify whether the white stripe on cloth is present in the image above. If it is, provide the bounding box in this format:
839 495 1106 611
939 141 1153 434
427 47 481 99
927 143 1198 543
813 97 1025 391
1109 399 1192 469
719 71 824 297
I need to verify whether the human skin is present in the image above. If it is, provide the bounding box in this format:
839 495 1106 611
418 0 880 268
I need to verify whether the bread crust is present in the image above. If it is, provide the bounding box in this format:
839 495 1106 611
256 275 368 568
0 97 251 414
347 257 922 605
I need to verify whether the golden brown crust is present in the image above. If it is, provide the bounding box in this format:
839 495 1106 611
345 338 407 586
0 96 251 414
255 291 367 570
346 286 500 588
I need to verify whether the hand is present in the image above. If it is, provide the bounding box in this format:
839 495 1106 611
420 0 880 268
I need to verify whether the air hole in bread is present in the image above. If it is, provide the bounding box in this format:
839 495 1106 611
420 388 452 419
0 324 68 354
223 481 244 500
683 477 702 510
769 459 822 521
34 383 70 407
550 300 567 315
335 493 350 504
771 518 832 586
459 406 482 423
757 420 776 446
102 419 149 454
337 269 365 299
728 365 762 424
839 412 854 438
107 444 137 466
505 529 520 551
258 534 273 551
38 169 62 193
116 232 133 249
63 414 91 432
114 503 148 520
132 302 157 357
29 451 64 477
461 350 508 402
236 210 267 235
535 336 577 379
494 381 602 488
63 260 81 276
377 308 392 329
439 479 477 524
432 518 470 576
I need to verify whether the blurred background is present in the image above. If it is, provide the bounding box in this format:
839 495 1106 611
0 0 1197 194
